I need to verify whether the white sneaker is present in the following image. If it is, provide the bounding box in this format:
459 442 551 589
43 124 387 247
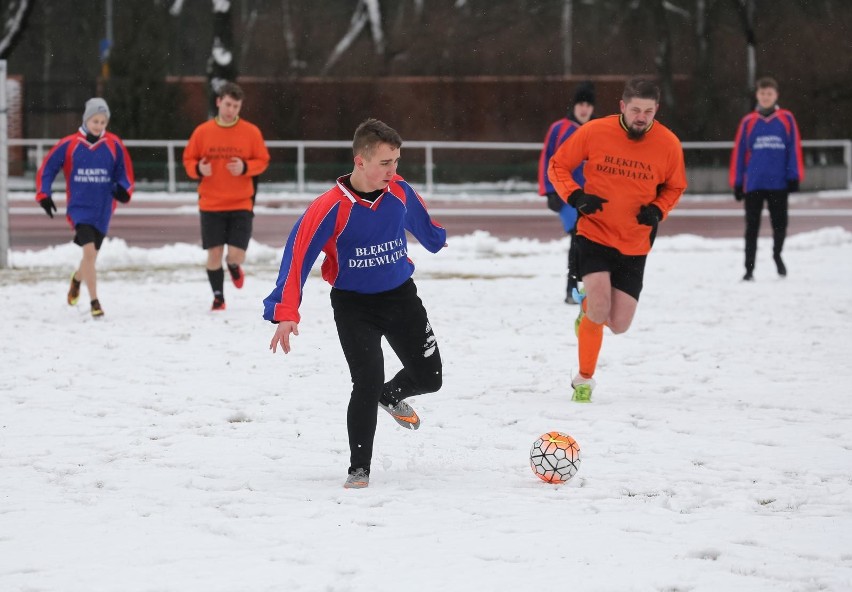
571 374 596 403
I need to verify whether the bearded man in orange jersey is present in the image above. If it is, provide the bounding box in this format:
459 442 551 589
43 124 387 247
184 82 270 311
547 78 687 402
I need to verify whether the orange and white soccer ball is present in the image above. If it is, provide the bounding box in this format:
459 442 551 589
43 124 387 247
530 431 581 483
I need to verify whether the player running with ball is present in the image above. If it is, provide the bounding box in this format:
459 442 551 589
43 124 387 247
547 78 687 402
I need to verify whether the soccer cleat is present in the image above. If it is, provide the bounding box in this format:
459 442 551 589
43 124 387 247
571 374 596 403
228 264 245 289
773 254 787 277
90 299 104 318
742 271 754 281
379 399 421 430
67 272 81 305
573 287 586 336
211 295 226 311
344 468 370 489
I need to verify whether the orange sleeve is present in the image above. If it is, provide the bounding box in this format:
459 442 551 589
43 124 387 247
244 125 270 177
183 126 203 180
652 142 687 220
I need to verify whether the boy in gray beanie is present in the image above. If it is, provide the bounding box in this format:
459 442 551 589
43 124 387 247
82 98 111 128
35 97 134 318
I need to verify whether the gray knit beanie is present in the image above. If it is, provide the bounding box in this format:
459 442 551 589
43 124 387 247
82 98 110 126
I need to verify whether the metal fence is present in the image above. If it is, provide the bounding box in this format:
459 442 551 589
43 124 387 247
9 138 851 195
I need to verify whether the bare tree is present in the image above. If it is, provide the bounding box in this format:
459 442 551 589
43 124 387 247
0 0 33 58
732 0 757 110
281 0 306 73
691 0 713 138
561 0 573 76
207 0 237 116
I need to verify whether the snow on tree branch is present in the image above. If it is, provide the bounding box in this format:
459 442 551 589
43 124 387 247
0 0 33 58
320 0 385 75
169 0 185 16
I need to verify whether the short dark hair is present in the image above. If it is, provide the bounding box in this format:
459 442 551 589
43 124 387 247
218 82 244 101
352 119 402 158
756 77 779 91
622 77 661 103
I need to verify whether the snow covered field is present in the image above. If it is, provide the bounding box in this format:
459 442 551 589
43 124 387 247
2 227 851 591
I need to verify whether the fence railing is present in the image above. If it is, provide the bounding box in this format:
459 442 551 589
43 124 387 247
8 138 851 195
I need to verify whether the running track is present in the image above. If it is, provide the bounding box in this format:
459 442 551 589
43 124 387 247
8 193 852 250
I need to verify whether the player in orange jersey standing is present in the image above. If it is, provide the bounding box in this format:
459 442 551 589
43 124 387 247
184 82 270 311
548 78 687 402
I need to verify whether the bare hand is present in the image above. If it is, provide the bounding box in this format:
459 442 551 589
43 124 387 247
225 157 245 176
198 158 212 177
270 321 299 354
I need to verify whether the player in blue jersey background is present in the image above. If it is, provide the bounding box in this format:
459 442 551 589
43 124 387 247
264 119 447 489
35 98 135 318
538 82 595 303
729 77 805 281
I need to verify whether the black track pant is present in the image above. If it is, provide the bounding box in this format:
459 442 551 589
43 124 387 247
330 279 442 473
743 190 789 273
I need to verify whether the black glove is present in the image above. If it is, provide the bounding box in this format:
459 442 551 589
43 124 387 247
787 179 799 193
734 186 745 201
567 189 607 216
113 185 131 203
636 204 662 226
545 192 564 213
39 196 57 218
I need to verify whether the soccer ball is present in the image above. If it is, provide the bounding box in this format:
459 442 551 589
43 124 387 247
530 431 581 483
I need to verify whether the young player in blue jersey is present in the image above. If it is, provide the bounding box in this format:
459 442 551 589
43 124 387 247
264 119 447 489
729 77 804 281
35 98 135 318
538 82 595 303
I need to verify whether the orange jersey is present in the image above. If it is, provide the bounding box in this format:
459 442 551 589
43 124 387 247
548 114 687 255
183 117 271 211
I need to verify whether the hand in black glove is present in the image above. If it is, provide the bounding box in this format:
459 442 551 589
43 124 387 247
567 189 608 216
113 185 131 203
545 192 565 213
636 204 662 226
787 179 799 193
734 186 745 201
39 196 57 218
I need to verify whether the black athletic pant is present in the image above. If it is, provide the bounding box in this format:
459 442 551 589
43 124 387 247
743 190 789 273
330 279 442 474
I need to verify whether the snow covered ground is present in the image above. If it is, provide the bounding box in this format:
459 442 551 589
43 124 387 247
2 226 851 591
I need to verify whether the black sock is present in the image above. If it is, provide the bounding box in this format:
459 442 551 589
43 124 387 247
227 263 241 279
207 268 224 296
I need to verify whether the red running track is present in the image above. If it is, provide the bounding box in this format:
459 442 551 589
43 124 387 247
9 193 852 250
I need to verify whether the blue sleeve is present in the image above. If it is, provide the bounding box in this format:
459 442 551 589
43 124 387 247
729 119 749 189
36 139 72 198
113 142 134 193
400 182 446 253
785 114 803 182
538 123 563 195
262 201 339 322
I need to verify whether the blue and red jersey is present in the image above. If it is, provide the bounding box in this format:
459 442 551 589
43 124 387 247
538 117 585 195
729 108 804 192
35 129 135 235
263 174 446 324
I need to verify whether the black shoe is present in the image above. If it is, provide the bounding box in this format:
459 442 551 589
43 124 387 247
90 299 104 318
742 271 754 281
774 255 787 277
